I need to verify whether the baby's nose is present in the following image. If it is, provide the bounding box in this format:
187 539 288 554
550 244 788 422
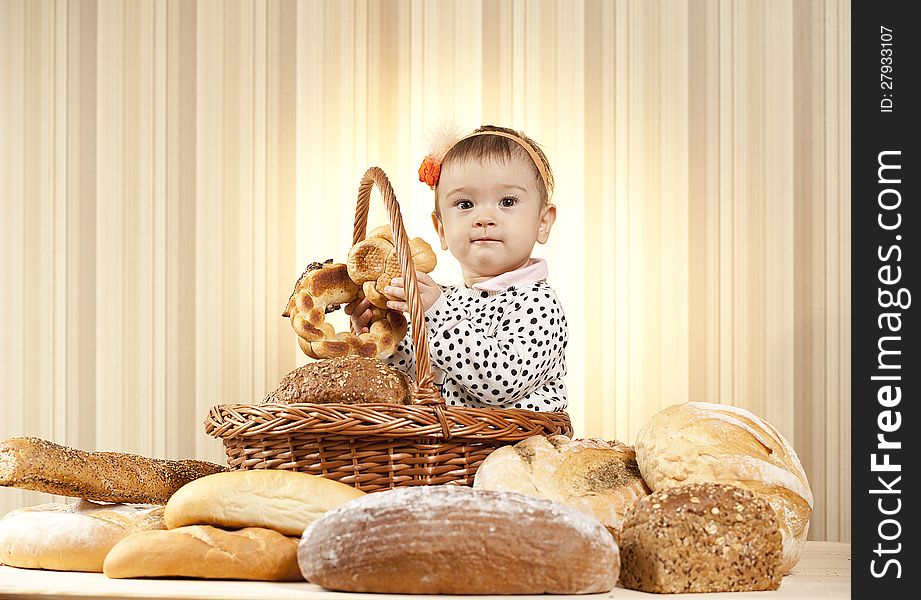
473 213 497 228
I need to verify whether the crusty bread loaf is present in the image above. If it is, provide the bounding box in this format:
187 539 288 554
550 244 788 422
473 435 649 541
0 500 164 572
0 437 227 504
619 482 782 593
634 402 813 574
262 355 411 405
298 485 619 594
165 469 365 535
103 525 302 580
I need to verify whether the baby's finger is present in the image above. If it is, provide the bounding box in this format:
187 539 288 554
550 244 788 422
343 298 361 315
415 270 436 285
386 300 408 313
383 284 406 300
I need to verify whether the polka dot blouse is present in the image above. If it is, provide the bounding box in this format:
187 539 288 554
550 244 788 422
385 281 568 412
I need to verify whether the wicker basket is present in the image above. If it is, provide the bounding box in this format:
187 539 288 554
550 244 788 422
205 166 572 492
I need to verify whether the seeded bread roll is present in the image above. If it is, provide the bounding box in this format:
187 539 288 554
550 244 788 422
634 402 813 574
0 500 164 572
0 437 227 504
298 486 619 594
619 482 782 593
104 525 301 580
262 356 411 405
473 435 650 542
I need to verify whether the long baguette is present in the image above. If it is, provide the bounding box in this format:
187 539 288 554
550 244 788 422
0 437 227 504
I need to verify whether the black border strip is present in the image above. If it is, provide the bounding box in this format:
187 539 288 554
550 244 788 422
851 0 918 595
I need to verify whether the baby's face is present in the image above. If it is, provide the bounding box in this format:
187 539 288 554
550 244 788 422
434 155 554 284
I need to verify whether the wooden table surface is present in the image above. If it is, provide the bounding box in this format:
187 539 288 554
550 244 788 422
0 541 850 600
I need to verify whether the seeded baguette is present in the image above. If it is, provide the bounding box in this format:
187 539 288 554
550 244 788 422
0 437 227 504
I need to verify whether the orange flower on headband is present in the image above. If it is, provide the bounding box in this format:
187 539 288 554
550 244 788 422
418 155 442 189
418 120 466 190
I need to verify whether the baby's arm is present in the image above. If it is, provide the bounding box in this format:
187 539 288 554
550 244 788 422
423 287 567 408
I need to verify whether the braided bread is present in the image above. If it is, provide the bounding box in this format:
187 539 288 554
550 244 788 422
283 260 409 360
283 227 436 360
348 226 437 309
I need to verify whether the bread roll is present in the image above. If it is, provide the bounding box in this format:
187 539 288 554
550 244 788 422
347 226 437 309
0 437 227 504
165 469 365 535
634 402 813 574
298 485 619 594
619 482 782 593
0 500 164 572
103 525 301 580
262 355 411 405
473 435 649 541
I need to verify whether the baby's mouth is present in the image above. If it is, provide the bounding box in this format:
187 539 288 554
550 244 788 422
471 237 501 243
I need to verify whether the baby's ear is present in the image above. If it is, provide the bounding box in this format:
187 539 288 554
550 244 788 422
431 211 449 250
537 204 557 244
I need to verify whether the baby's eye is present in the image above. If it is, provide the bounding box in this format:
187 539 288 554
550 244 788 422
500 196 518 208
455 200 474 210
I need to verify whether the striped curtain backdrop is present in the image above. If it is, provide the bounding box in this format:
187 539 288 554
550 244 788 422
0 0 849 542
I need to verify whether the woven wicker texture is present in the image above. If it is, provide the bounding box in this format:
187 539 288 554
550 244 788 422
205 167 572 491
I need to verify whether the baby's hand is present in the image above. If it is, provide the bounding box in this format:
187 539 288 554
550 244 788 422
385 271 441 314
343 297 373 334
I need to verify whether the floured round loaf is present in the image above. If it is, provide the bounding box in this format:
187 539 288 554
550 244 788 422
165 469 365 535
103 525 301 580
634 402 813 574
298 485 619 594
619 482 782 593
0 500 164 572
473 435 649 542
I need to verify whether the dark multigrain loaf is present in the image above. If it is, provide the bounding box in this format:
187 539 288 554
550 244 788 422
262 356 411 405
619 482 782 593
0 437 227 504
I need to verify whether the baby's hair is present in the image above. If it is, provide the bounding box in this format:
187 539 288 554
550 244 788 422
436 125 555 210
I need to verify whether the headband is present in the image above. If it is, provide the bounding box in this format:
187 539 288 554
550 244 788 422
418 130 553 199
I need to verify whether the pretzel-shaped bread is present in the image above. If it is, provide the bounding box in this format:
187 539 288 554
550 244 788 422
283 260 409 360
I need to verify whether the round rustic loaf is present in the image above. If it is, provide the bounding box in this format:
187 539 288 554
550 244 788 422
473 435 649 541
619 482 783 593
0 500 164 572
634 402 813 574
262 355 411 405
297 485 620 594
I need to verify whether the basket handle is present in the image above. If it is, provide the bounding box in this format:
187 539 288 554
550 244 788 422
353 167 447 413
